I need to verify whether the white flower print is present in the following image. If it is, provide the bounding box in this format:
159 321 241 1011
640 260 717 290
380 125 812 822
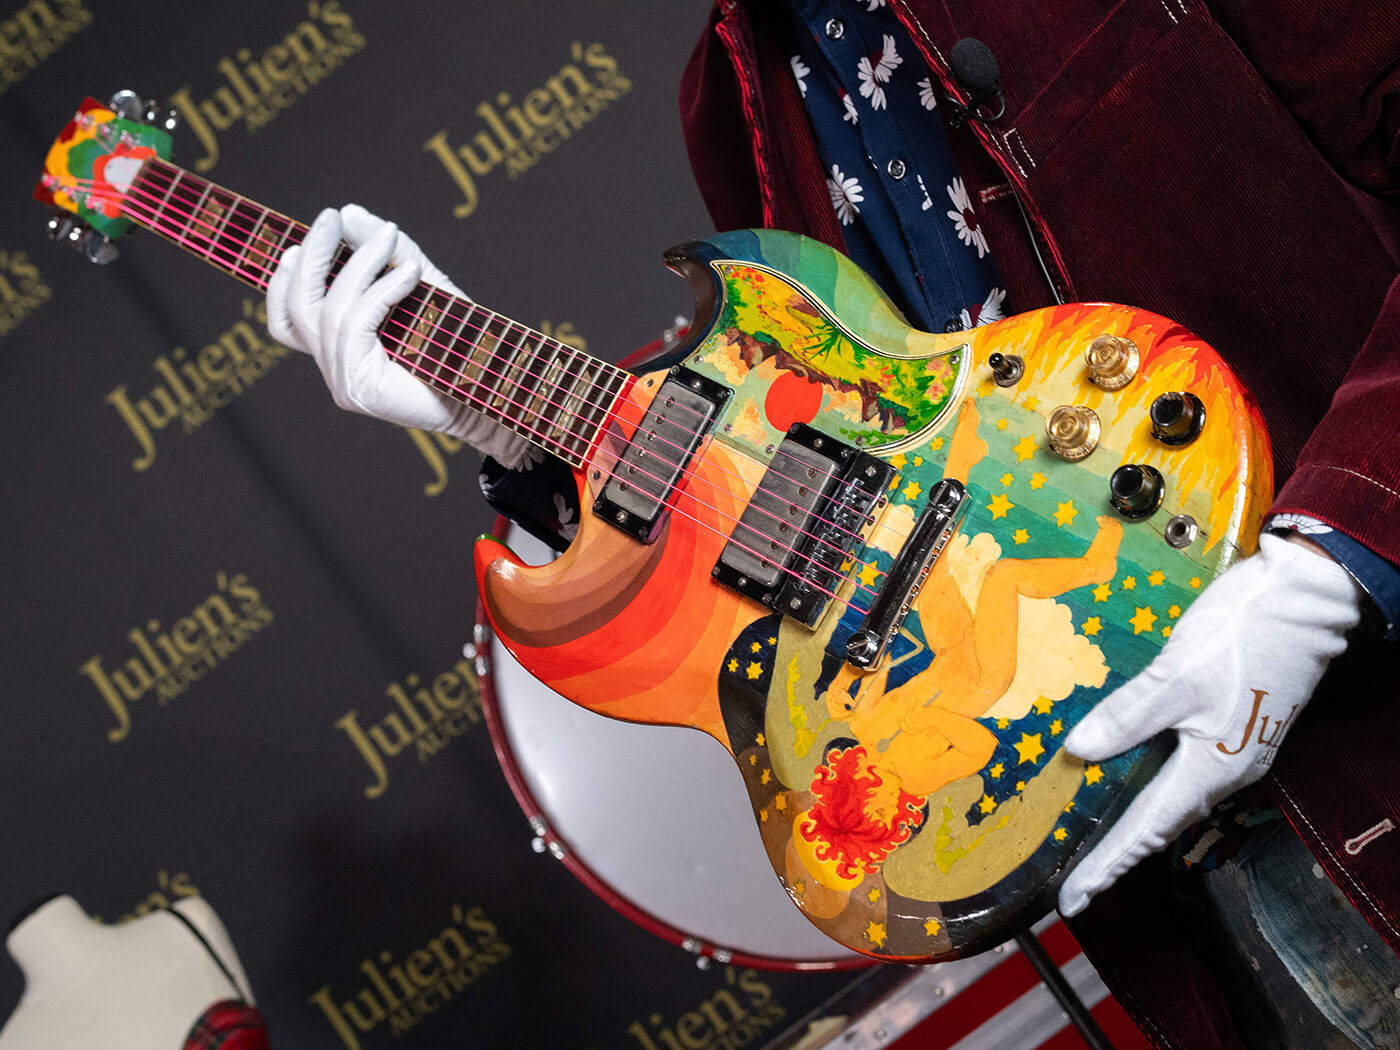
841 91 859 124
946 177 989 258
790 55 811 97
827 164 864 226
918 76 938 110
917 173 933 211
857 34 902 110
960 287 1008 329
553 492 579 540
864 0 887 9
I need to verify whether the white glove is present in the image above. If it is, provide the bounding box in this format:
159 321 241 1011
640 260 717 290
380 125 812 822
1057 532 1364 916
266 204 533 468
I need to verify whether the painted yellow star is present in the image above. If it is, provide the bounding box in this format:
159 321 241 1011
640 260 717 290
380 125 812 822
760 808 769 822
793 879 806 897
1054 500 1078 527
1023 395 1040 411
1013 434 1039 462
996 417 1010 431
747 662 764 679
989 762 1004 778
1064 800 1076 813
924 918 942 937
1130 606 1158 635
890 452 908 470
751 641 762 653
902 480 923 501
1163 626 1173 638
1050 719 1064 736
1002 473 1015 487
749 754 757 765
1032 696 1054 715
1092 583 1112 603
859 561 881 587
978 379 997 398
867 921 887 948
1013 529 1030 545
1053 827 1069 842
1121 576 1137 590
1148 570 1166 586
914 456 923 466
867 887 882 903
1030 471 1047 489
774 794 787 812
997 717 1011 730
756 732 765 746
930 437 945 452
1015 733 1045 765
1016 780 1027 792
760 769 771 785
1082 616 1102 637
728 659 739 673
767 638 776 646
1169 604 1182 618
987 493 1015 519
979 794 997 815
1190 576 1202 589
1085 764 1104 785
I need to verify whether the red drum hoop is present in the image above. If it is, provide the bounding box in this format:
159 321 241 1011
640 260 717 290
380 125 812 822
479 520 872 972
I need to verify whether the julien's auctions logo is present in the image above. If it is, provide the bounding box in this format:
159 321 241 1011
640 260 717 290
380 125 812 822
425 41 632 218
0 0 91 97
78 572 273 742
308 903 510 1049
335 652 485 799
0 249 52 338
106 297 289 472
168 0 366 173
626 968 787 1050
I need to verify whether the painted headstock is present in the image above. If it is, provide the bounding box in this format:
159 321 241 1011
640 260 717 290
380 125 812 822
35 94 175 262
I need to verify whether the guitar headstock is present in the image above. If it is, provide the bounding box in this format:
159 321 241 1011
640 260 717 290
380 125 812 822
34 93 175 262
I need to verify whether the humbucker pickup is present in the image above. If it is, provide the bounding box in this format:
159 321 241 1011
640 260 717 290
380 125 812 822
594 366 730 543
713 424 895 626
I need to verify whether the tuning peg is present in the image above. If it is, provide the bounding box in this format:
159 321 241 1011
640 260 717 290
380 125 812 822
107 89 144 121
143 100 179 133
82 233 120 265
46 215 75 241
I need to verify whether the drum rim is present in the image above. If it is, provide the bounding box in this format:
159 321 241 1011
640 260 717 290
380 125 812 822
477 517 874 974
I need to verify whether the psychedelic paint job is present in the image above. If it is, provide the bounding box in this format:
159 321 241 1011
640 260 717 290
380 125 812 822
34 97 172 239
477 229 1273 961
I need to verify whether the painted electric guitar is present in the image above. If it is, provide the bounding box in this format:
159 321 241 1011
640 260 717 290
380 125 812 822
39 97 1273 962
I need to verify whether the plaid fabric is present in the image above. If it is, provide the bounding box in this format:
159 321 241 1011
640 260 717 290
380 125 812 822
183 1000 270 1050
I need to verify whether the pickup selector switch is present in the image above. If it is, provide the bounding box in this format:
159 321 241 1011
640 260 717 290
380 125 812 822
1110 464 1165 519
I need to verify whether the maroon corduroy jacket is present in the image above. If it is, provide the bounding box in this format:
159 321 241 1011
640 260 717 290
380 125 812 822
678 1 1400 1045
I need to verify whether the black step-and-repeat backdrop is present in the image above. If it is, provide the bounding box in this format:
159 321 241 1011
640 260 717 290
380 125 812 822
0 2 883 1045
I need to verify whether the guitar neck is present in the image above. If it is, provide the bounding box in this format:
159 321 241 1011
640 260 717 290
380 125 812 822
124 157 628 468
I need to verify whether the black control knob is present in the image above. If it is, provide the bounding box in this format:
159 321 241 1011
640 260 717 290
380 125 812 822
1110 464 1165 520
1150 392 1205 445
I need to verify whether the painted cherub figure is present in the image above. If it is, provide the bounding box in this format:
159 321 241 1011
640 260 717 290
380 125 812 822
790 397 1122 894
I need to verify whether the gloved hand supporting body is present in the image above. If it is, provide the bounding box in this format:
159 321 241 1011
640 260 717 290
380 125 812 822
1057 532 1365 916
266 204 532 469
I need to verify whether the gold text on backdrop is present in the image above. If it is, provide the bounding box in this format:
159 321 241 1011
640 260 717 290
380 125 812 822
167 0 366 172
77 572 273 742
308 904 510 1050
424 42 631 218
626 969 788 1050
0 249 52 337
0 0 91 97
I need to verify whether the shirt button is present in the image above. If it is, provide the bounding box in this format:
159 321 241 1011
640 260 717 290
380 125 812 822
825 18 845 39
944 317 965 332
887 158 908 180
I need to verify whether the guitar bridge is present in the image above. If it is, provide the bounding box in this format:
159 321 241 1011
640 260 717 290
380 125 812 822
713 425 895 627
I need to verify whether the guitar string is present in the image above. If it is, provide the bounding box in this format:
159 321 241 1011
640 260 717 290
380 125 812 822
89 182 885 616
104 172 888 598
118 159 900 542
95 170 898 584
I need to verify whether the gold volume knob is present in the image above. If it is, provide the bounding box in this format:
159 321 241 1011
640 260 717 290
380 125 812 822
1047 405 1101 461
1085 334 1139 389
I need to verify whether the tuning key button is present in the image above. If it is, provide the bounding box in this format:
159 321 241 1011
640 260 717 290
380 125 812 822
1046 405 1100 461
988 352 1024 386
1150 392 1206 445
1110 464 1165 519
1085 334 1139 389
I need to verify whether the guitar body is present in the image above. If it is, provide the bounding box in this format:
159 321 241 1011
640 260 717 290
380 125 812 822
478 229 1273 961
